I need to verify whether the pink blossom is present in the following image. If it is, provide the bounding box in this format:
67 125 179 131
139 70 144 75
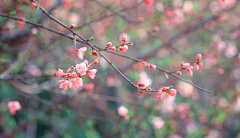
59 79 69 90
153 26 160 32
77 47 87 59
122 35 127 43
196 54 202 60
156 91 163 99
70 73 77 78
118 105 128 117
146 0 153 7
198 62 203 66
71 78 83 88
56 69 64 78
138 17 144 23
141 61 148 67
169 89 177 96
87 69 97 79
8 101 21 115
84 83 95 89
152 117 164 130
194 64 199 71
67 66 74 73
76 62 88 75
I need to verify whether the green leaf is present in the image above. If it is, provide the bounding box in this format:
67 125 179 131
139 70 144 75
51 10 57 14
10 10 16 15
89 37 94 40
164 72 169 79
169 85 173 89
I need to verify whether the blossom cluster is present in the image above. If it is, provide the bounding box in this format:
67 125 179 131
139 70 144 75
8 101 21 115
156 86 177 99
141 61 157 70
56 48 97 90
137 84 177 99
117 105 130 120
105 35 133 52
179 54 203 77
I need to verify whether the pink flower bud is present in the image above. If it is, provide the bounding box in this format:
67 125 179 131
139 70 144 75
106 42 112 49
196 54 202 60
141 61 148 67
94 61 98 64
187 69 193 77
70 24 75 28
194 64 199 71
177 71 182 76
146 0 153 7
156 91 163 99
138 17 144 23
70 73 77 78
169 89 177 96
182 63 190 68
153 26 160 32
150 64 156 70
123 45 128 51
181 62 184 66
198 62 203 66
32 2 37 8
124 115 130 120
56 69 64 78
111 46 116 51
122 35 127 42
118 105 128 117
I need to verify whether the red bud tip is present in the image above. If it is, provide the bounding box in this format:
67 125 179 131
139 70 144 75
94 61 98 64
32 2 37 8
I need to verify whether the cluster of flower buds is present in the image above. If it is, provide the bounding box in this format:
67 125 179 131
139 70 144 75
137 84 154 96
8 101 21 115
91 50 98 56
105 35 133 52
56 60 97 90
156 86 177 99
194 54 203 71
141 61 156 70
179 54 203 77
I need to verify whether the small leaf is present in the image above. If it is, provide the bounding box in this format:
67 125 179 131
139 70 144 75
164 72 169 79
127 42 133 44
10 10 16 15
146 85 151 88
89 37 94 41
169 85 173 89
51 10 57 14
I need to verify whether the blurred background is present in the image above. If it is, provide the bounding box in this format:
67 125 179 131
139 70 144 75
0 0 240 137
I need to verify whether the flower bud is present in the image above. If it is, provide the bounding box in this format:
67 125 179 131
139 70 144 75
150 64 156 70
141 61 148 67
194 64 199 71
111 46 116 51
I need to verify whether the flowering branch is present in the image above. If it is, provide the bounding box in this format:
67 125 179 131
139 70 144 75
0 12 212 93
